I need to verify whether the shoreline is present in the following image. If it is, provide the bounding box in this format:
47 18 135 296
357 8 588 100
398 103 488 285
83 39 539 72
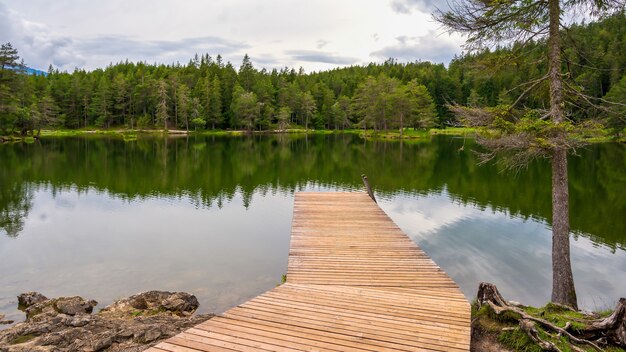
3 286 624 351
2 127 623 143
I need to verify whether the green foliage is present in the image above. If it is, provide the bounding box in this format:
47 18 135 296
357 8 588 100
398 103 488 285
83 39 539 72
473 299 626 352
276 106 291 131
1 13 625 136
136 114 152 129
191 117 206 131
155 80 169 129
498 329 544 352
232 91 259 131
603 75 626 136
9 334 36 345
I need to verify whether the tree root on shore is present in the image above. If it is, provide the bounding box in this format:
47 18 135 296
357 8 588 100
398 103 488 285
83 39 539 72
476 282 626 351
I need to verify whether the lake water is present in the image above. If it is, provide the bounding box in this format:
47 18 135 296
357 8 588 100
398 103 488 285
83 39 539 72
1 134 624 325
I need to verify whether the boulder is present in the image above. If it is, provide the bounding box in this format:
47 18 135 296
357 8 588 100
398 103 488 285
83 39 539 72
16 292 47 309
55 296 97 316
0 291 213 352
24 296 97 321
99 291 199 318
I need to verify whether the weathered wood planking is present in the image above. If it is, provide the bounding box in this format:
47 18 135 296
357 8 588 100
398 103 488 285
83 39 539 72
147 192 470 351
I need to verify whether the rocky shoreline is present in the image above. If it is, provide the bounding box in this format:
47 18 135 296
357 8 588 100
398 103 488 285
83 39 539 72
0 291 213 351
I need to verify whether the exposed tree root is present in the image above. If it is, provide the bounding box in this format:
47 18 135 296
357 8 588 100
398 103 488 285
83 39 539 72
519 319 563 352
477 282 626 351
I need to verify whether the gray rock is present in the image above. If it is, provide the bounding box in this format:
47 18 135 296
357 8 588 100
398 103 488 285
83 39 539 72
61 314 91 327
0 291 213 352
0 314 14 325
55 297 97 316
23 296 97 321
99 290 199 318
16 292 48 309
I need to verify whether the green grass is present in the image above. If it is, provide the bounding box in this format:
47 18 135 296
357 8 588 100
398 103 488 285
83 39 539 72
358 127 476 141
10 334 37 345
430 127 477 135
473 301 623 351
194 128 360 136
130 310 143 317
6 126 622 144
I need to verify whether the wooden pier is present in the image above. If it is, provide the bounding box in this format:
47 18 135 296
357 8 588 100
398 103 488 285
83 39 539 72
147 192 470 351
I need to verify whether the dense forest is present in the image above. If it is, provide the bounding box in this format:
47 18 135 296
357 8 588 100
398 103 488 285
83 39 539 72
0 12 624 136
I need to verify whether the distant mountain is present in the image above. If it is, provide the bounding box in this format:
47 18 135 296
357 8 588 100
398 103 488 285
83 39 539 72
23 67 47 76
5 65 48 76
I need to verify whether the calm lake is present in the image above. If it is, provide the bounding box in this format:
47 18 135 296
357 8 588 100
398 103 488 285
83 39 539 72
1 134 624 324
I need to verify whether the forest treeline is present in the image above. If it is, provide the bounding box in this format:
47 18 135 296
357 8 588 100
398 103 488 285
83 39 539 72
0 12 625 135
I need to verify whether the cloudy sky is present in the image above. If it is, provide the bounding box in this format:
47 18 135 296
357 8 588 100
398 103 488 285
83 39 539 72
0 0 465 73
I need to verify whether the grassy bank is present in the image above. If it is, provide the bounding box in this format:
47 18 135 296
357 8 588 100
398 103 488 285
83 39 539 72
2 127 622 143
472 301 623 351
0 135 36 143
359 127 476 140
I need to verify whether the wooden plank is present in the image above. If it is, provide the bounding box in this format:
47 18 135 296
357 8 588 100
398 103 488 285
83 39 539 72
149 192 470 352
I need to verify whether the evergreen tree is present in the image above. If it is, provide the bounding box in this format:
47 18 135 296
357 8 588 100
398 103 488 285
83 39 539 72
299 92 316 130
603 75 626 136
209 76 223 129
92 76 112 128
0 43 21 134
156 80 169 129
437 0 625 309
176 83 190 131
189 97 204 131
238 54 256 92
232 91 259 131
276 106 291 131
0 43 19 71
408 80 437 130
37 92 59 135
112 73 129 126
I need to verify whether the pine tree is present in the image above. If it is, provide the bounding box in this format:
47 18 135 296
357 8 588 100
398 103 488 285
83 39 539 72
232 91 259 131
238 54 256 92
112 73 128 126
0 43 19 71
92 76 112 128
299 92 316 130
0 43 21 134
176 83 190 131
276 106 291 131
156 80 169 129
37 92 59 136
437 0 625 309
209 76 223 129
407 80 437 130
603 75 626 136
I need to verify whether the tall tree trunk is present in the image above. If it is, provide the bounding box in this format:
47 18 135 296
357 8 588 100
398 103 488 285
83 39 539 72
548 0 577 310
174 85 178 128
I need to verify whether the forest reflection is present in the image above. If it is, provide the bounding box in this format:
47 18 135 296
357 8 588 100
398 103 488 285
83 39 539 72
0 134 624 249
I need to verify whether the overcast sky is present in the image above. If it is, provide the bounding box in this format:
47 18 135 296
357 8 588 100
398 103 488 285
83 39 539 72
0 0 465 73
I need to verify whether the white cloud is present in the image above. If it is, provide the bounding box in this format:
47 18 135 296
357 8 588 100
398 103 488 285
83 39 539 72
0 0 464 72
389 0 444 13
371 30 465 64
